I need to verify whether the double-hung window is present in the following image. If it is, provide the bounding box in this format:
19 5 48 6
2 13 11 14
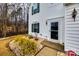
51 22 58 40
32 3 40 15
32 23 39 33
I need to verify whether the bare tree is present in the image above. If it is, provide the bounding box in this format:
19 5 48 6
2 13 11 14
26 3 31 34
2 3 8 37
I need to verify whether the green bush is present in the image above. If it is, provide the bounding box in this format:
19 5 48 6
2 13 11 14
14 36 37 55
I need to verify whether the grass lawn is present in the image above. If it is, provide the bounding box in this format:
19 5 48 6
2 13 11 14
0 36 16 56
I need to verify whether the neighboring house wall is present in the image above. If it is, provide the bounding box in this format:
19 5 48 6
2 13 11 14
64 4 79 51
29 3 65 44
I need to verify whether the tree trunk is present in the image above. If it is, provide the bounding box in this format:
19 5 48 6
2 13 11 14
15 14 18 34
2 3 8 37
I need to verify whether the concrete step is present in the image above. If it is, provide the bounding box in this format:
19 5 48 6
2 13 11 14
41 40 64 52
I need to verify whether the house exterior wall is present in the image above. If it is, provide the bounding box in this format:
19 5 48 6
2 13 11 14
64 4 79 51
29 3 65 44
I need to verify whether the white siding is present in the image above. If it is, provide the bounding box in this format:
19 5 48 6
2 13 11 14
65 4 79 51
29 3 65 44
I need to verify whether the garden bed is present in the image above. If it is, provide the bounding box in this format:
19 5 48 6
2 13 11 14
0 35 43 56
9 35 43 56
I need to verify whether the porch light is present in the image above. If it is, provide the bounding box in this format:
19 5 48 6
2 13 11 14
72 8 77 21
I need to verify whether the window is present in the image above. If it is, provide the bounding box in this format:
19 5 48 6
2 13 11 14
32 3 40 15
51 22 58 40
32 23 39 33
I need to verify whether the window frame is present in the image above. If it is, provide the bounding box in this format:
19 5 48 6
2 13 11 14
32 23 39 33
32 3 40 15
51 22 58 40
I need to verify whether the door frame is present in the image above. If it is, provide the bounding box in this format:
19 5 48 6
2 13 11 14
49 20 59 43
47 17 64 44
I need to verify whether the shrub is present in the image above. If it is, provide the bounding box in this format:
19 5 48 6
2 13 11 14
28 35 33 39
14 36 37 55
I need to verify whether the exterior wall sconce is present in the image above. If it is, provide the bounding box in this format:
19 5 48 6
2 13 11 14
72 8 77 22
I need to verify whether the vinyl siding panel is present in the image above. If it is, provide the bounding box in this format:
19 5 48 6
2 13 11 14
65 4 79 51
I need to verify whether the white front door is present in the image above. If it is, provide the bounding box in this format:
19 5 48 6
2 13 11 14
50 22 58 40
48 17 64 44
